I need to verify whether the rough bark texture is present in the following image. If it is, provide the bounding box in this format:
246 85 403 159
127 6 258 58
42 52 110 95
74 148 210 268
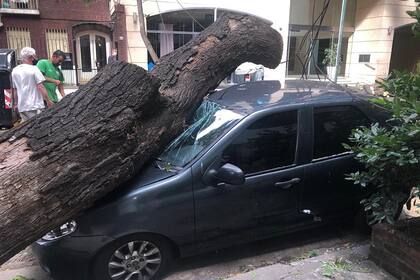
0 13 283 264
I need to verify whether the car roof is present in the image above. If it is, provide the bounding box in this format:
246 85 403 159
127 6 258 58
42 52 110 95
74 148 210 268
209 80 367 115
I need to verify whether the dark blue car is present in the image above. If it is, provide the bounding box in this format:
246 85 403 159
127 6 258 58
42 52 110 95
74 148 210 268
33 80 389 280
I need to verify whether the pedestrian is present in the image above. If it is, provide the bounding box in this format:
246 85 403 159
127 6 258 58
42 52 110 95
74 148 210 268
11 47 52 122
36 50 65 104
107 48 118 64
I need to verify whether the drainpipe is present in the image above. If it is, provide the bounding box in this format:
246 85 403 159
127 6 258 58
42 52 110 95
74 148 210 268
334 0 348 83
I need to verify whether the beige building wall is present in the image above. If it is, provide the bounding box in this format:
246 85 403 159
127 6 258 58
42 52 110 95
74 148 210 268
110 0 291 85
110 0 149 69
290 0 356 29
346 0 417 84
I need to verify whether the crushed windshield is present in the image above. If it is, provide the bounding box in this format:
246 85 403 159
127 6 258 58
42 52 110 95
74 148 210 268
158 100 243 168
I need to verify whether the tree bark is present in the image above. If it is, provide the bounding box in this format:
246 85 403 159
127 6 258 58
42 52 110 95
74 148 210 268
0 13 282 264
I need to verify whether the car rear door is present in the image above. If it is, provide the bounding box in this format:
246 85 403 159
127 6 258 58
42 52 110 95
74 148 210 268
301 104 372 220
192 108 309 251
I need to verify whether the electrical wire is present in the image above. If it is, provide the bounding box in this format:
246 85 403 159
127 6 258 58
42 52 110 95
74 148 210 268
155 0 166 31
311 0 321 81
294 3 329 78
293 0 330 79
310 0 330 76
298 0 330 51
175 0 206 30
299 0 331 80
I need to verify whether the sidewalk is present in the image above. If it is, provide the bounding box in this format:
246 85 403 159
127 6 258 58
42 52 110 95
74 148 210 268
63 86 78 96
0 243 393 280
0 266 49 280
227 244 394 280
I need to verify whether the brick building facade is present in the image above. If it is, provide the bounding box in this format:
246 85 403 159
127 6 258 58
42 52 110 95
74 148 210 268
0 0 127 85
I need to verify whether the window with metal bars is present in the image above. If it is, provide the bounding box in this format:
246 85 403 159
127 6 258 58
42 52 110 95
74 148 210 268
6 27 31 57
45 29 69 57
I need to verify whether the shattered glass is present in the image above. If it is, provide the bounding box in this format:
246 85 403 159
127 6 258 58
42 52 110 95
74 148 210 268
159 100 243 168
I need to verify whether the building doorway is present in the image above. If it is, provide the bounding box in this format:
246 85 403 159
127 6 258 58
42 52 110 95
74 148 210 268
76 31 110 84
287 30 349 79
389 23 420 73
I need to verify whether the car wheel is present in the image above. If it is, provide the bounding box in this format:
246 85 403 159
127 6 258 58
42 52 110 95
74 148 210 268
93 234 174 280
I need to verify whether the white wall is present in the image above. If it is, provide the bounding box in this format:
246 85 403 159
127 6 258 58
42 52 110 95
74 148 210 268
115 0 290 87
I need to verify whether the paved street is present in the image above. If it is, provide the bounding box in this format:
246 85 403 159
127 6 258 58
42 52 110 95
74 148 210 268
0 225 376 280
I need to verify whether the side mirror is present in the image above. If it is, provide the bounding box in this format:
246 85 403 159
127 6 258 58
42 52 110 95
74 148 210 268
208 163 245 186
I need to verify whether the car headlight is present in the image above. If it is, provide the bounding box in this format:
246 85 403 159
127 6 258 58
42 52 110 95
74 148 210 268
42 220 77 241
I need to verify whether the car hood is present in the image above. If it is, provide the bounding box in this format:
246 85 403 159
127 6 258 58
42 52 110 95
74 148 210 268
91 162 176 207
133 162 176 187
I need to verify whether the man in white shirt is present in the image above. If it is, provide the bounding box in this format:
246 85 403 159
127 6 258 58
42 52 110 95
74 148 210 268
11 47 52 122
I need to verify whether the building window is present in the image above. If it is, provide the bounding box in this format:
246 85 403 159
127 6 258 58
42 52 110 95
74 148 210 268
146 9 215 60
45 29 69 57
80 34 92 72
6 27 31 57
359 54 371 63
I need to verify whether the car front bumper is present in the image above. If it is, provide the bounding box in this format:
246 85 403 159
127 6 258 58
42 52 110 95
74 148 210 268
32 234 115 280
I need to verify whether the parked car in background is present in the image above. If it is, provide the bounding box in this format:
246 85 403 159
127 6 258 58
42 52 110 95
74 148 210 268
33 80 391 280
232 62 264 83
219 62 264 89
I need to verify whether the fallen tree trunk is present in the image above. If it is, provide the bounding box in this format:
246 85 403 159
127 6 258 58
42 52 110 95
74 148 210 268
0 13 282 264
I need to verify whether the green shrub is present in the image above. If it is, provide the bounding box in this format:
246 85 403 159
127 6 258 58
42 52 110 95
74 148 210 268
346 72 420 224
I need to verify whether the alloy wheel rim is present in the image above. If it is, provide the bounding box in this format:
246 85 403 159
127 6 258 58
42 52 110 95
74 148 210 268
108 240 162 280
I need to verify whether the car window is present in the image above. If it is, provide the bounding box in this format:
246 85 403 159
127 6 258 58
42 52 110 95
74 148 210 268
221 110 298 174
313 105 371 159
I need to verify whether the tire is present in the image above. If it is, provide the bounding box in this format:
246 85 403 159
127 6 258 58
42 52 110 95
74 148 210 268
93 234 174 280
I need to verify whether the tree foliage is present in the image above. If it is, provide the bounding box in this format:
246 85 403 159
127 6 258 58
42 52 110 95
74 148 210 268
407 0 420 38
346 73 420 224
346 3 420 225
322 43 338 67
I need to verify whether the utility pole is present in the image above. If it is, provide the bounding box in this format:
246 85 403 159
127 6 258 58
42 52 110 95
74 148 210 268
334 0 348 83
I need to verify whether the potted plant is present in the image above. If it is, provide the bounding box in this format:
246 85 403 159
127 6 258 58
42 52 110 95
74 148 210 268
322 43 338 80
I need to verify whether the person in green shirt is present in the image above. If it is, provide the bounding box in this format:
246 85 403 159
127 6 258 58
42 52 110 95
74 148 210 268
36 50 66 103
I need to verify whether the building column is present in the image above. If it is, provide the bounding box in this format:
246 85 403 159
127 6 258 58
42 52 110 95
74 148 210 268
112 3 128 62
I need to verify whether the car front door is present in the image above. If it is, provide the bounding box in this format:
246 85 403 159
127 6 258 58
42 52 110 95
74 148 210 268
192 109 307 251
301 105 372 220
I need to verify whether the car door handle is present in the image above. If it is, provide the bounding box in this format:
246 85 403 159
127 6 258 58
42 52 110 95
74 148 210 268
274 178 301 189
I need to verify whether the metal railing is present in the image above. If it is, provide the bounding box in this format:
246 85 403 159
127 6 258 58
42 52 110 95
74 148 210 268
77 68 98 84
1 0 39 10
62 69 77 86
